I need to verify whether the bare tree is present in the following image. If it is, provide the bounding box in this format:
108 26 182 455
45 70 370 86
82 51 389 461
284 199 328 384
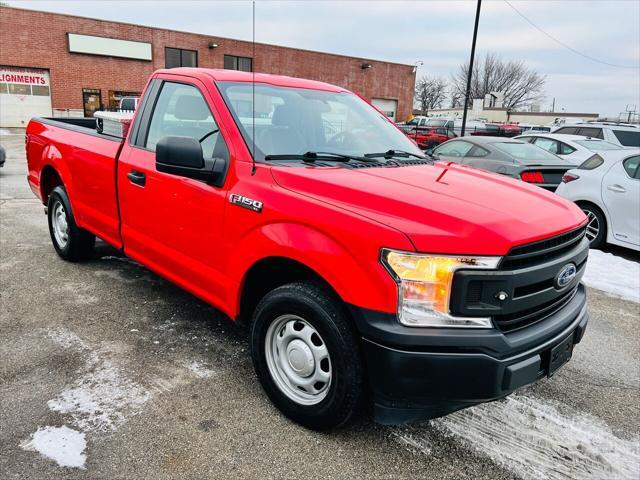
415 76 447 114
450 53 545 110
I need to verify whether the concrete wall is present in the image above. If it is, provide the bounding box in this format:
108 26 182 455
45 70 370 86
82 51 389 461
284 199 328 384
426 105 599 126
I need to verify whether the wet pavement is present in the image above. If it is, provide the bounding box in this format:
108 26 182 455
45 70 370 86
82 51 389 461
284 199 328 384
1 130 639 479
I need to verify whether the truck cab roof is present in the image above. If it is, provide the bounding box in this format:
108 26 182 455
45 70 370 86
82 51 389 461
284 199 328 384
154 67 348 93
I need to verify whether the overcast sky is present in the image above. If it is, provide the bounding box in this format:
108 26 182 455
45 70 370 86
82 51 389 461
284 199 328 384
8 0 640 116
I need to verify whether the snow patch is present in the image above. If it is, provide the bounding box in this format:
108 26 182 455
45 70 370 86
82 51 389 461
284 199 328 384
48 328 89 350
583 249 639 303
427 394 640 480
47 353 151 432
184 360 215 379
20 426 86 469
390 429 432 456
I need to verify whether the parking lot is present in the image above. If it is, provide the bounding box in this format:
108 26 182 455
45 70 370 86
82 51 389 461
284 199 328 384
1 129 639 479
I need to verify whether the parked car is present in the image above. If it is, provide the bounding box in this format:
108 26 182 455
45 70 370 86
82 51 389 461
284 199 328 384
403 115 429 127
26 68 589 429
0 145 5 168
404 126 453 149
552 122 640 148
515 133 624 164
431 136 572 190
519 124 552 133
396 115 430 133
118 96 140 112
427 118 486 137
556 149 639 250
471 123 522 137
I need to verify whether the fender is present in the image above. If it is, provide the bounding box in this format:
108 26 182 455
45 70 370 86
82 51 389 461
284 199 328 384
227 222 412 317
39 144 78 213
40 144 70 197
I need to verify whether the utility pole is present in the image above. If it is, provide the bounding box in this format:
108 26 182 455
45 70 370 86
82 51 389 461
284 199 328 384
551 97 555 113
461 0 482 137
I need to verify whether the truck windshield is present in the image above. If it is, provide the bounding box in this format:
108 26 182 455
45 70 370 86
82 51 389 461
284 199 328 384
217 82 422 161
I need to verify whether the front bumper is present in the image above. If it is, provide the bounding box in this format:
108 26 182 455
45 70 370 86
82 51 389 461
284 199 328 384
349 283 588 425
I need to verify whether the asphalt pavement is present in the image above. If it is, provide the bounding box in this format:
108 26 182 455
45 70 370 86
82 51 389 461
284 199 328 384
1 130 638 480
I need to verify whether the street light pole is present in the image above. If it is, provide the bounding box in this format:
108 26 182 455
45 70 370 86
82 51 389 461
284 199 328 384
461 0 482 137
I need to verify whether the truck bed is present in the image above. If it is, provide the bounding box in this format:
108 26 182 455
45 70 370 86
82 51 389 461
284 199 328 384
26 116 125 248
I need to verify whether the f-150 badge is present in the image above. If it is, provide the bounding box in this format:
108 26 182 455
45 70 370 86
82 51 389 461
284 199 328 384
229 193 263 213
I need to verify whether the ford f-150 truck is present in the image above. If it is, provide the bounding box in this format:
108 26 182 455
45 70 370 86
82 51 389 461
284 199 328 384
26 68 589 429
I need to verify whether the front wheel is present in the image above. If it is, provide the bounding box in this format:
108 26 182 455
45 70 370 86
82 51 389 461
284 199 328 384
47 186 95 261
250 282 364 430
580 204 606 249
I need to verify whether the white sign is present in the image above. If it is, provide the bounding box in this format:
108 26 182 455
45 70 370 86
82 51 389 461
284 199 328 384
0 67 50 86
68 33 152 61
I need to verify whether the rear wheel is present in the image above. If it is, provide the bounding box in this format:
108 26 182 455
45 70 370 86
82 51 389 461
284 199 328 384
47 186 95 261
250 282 364 430
580 203 606 249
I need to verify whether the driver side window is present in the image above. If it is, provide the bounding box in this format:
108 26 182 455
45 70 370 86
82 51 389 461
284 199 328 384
145 82 224 159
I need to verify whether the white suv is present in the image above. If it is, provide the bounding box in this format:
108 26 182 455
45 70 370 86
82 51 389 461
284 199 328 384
552 122 639 148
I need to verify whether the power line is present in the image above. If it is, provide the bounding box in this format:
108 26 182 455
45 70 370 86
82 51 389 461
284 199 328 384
504 0 638 69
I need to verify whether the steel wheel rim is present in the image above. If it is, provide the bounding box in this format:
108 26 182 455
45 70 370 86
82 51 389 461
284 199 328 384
52 201 69 248
265 314 332 405
582 209 600 242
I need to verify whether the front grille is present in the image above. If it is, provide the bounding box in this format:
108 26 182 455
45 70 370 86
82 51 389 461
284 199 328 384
450 226 588 333
466 280 483 303
500 226 586 270
494 288 578 333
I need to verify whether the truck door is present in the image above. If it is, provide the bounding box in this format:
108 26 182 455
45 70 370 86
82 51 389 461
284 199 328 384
117 77 231 306
602 155 640 247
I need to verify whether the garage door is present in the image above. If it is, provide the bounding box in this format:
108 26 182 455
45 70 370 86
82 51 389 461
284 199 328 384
371 98 398 122
0 67 52 128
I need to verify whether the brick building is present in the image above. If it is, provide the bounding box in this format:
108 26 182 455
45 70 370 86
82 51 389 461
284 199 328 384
0 6 416 127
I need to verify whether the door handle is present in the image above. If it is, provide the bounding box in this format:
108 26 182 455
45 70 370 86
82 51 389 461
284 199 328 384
127 170 146 187
607 184 626 193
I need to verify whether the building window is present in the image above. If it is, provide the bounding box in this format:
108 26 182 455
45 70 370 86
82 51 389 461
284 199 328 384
32 85 51 96
165 47 198 68
82 88 102 118
224 55 252 72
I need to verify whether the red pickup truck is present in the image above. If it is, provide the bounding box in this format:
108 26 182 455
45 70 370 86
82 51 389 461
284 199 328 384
404 126 453 150
26 68 589 429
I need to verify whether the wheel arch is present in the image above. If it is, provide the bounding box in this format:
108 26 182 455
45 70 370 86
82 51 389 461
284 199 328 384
236 256 342 326
575 200 610 243
40 164 64 204
39 144 74 206
230 222 399 323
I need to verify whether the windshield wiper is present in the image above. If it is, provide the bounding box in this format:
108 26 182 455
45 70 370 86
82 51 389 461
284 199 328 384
265 151 379 163
364 149 429 160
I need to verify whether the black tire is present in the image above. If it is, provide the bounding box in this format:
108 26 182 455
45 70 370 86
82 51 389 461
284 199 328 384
47 186 95 261
250 281 364 430
579 203 606 249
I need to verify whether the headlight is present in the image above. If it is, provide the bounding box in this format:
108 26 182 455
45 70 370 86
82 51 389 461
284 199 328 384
381 249 501 328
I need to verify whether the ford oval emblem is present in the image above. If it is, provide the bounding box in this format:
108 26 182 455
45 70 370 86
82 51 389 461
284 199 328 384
555 263 577 289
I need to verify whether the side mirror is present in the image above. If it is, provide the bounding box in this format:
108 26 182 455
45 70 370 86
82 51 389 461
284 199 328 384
156 136 227 186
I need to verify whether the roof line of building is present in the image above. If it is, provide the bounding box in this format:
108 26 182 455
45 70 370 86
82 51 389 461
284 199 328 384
2 5 415 69
426 107 598 117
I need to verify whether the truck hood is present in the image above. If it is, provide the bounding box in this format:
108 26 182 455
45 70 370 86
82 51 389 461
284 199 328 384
270 162 586 255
